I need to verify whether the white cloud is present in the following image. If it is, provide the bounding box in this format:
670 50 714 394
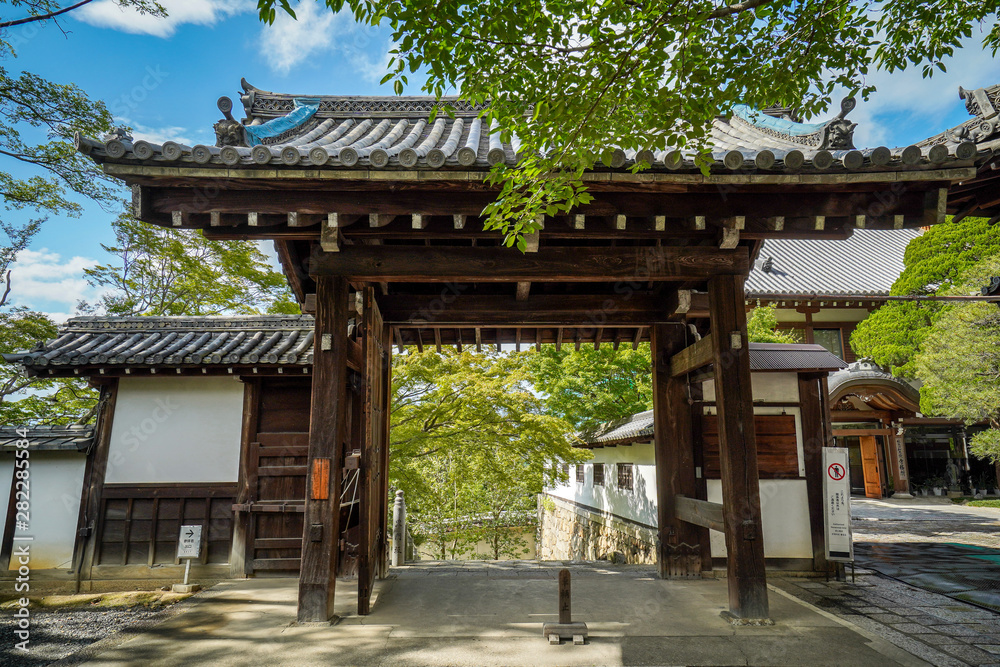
6 248 106 321
76 0 250 38
835 43 1000 148
130 123 195 146
258 1 391 82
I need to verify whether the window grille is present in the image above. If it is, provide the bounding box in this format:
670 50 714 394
593 463 605 486
561 463 569 478
576 464 585 483
618 463 634 491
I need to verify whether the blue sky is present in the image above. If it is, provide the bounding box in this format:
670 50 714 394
3 0 999 322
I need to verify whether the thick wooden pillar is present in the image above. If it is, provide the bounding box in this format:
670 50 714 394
230 378 260 578
298 276 350 623
708 274 769 620
798 373 832 573
77 379 119 584
651 324 706 578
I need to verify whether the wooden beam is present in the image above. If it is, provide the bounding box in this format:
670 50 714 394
708 274 769 621
652 325 708 579
380 294 681 326
670 334 714 376
593 327 603 350
434 328 442 353
475 327 482 352
310 245 749 282
321 215 340 253
298 276 350 623
674 495 725 534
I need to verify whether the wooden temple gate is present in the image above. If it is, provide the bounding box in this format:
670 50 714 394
77 81 984 623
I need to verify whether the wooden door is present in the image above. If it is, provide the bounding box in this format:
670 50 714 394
241 432 309 573
358 287 390 615
859 436 882 498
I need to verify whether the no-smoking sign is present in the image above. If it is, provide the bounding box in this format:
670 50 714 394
828 463 846 481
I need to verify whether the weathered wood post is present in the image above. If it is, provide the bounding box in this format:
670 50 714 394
651 322 706 578
543 569 587 644
391 490 406 567
298 275 350 623
708 273 770 621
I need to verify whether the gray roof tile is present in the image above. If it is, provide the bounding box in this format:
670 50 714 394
746 229 921 297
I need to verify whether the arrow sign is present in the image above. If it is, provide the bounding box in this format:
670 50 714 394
176 524 203 559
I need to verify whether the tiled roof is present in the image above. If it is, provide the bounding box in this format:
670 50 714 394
3 315 321 372
0 425 95 452
585 344 846 445
73 79 985 175
746 229 921 297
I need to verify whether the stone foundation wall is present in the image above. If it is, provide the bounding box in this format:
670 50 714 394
537 494 656 564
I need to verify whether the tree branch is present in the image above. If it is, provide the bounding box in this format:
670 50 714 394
0 269 10 308
0 0 97 29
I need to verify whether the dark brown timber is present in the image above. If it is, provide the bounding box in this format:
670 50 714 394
708 274 769 620
298 276 350 622
309 246 749 282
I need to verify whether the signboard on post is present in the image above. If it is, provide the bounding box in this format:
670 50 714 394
823 447 854 562
177 524 202 559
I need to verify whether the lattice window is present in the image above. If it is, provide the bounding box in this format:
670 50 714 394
593 463 605 486
561 463 569 478
618 463 634 491
576 464 585 484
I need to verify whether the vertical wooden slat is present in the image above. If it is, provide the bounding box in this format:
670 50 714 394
298 275 350 623
798 373 831 573
147 498 159 568
708 272 769 620
359 286 387 615
200 497 211 565
0 466 20 569
231 379 260 578
651 323 706 578
80 379 119 581
121 498 133 566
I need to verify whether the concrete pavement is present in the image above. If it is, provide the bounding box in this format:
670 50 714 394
72 562 927 667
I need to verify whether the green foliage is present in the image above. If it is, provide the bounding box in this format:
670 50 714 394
852 218 1000 377
0 308 98 425
390 349 584 559
82 209 299 316
524 344 651 440
967 499 1000 509
746 306 799 344
0 0 165 297
914 253 1000 462
257 0 999 246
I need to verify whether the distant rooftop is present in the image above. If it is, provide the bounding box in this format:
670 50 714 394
746 228 921 298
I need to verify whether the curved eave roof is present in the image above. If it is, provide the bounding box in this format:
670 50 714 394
75 81 987 178
828 360 921 411
4 315 322 374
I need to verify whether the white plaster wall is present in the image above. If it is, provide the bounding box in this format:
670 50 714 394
812 308 871 323
105 376 243 484
706 479 812 559
549 443 657 528
703 372 800 404
769 309 807 323
2 454 85 570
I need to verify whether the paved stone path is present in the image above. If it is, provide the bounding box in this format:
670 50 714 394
852 498 1000 549
774 571 1000 667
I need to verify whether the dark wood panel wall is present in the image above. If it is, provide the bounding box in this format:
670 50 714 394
95 484 236 567
702 415 799 478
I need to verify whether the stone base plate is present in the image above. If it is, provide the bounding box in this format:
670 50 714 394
542 621 588 644
171 583 202 594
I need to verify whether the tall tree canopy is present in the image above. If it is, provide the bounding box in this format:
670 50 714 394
851 218 1000 378
0 0 165 292
261 0 999 246
914 255 1000 464
82 210 299 316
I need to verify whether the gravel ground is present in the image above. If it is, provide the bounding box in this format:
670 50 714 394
0 596 193 667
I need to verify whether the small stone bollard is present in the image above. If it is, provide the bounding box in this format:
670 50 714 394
542 569 588 645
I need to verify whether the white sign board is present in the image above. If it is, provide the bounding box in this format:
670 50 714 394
177 524 202 559
822 447 854 562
